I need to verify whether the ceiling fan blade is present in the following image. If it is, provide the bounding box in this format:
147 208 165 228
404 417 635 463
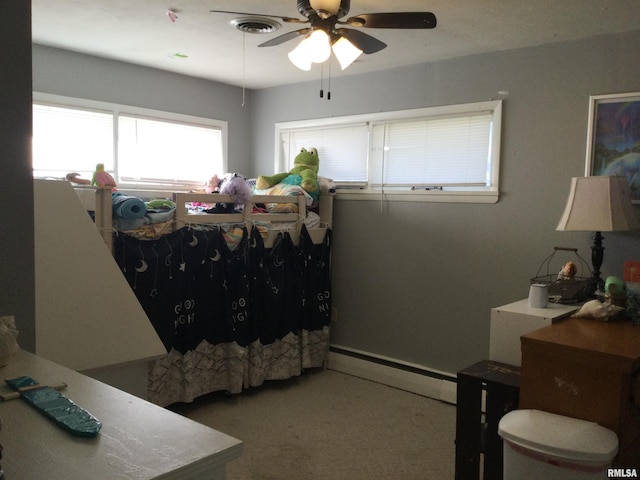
259 28 312 47
210 10 307 24
346 12 437 29
335 29 386 54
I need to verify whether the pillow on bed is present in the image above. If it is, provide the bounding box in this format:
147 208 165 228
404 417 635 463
112 208 176 232
318 176 336 193
253 183 313 213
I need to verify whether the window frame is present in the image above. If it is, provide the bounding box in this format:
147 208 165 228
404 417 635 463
274 100 502 204
32 92 228 191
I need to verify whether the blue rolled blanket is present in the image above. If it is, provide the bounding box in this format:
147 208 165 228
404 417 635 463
112 192 146 219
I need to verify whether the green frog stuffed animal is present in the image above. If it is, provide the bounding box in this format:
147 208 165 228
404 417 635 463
256 147 320 197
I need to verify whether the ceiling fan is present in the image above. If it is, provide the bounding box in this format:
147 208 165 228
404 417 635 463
211 0 437 71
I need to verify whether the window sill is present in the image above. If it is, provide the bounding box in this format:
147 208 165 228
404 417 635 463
334 189 499 204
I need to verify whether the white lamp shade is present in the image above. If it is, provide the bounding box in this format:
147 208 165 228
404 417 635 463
309 0 340 15
332 36 363 70
556 176 640 232
288 29 332 70
306 29 331 63
288 41 313 71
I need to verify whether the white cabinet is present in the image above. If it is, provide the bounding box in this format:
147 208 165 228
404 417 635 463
489 299 578 366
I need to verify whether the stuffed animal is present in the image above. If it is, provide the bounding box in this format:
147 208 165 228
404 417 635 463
205 174 220 194
206 173 252 213
145 199 176 211
91 163 117 189
256 147 320 196
65 172 91 185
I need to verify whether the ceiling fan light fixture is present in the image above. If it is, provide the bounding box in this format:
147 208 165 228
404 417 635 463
332 36 362 69
306 29 332 63
288 29 331 69
308 0 341 16
288 42 313 71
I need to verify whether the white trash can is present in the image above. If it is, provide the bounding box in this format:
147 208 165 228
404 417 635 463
498 409 618 479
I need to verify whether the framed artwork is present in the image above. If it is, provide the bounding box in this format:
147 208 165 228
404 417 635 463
585 91 640 202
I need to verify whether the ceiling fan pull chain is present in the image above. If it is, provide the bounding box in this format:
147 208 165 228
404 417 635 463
242 32 247 107
327 56 332 100
319 63 324 98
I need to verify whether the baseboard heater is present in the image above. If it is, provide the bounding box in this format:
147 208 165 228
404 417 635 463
327 345 457 405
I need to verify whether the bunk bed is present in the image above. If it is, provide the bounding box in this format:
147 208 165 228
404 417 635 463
75 185 333 406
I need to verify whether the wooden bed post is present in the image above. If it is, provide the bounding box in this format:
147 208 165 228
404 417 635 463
94 187 113 251
318 193 334 228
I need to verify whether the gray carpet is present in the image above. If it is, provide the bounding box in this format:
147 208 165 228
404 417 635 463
169 368 456 480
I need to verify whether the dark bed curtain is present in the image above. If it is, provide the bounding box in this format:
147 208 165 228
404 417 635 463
113 224 331 406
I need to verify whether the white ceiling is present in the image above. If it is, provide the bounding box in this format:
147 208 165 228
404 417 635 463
31 0 640 90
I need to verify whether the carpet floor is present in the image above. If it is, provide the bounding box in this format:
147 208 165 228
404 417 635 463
169 368 456 480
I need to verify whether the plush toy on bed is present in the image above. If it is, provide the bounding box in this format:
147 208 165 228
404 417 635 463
91 163 117 190
256 147 320 199
65 172 91 185
206 173 252 213
205 174 221 194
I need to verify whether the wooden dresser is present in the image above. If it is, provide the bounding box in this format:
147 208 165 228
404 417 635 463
520 317 640 467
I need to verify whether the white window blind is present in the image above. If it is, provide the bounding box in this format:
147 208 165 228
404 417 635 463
118 115 223 188
32 94 227 190
280 123 369 183
370 113 493 187
275 101 501 202
32 104 114 179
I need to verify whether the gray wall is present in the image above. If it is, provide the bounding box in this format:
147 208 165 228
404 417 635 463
0 1 35 351
28 30 640 377
32 45 254 177
250 31 640 374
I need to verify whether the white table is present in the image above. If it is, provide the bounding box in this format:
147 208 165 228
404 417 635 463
0 349 243 479
489 299 579 366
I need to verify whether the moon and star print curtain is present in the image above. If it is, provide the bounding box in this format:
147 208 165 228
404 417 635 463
113 224 332 406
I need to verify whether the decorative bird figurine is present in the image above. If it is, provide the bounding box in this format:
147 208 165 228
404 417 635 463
91 163 117 189
557 261 577 280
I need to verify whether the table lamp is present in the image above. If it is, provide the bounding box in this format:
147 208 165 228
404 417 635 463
556 176 639 294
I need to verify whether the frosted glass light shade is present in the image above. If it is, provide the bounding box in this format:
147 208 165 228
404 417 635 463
332 36 362 70
309 0 340 15
306 29 331 63
556 176 639 232
288 41 312 71
288 29 332 70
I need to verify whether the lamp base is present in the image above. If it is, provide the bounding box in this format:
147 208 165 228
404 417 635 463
587 276 603 299
590 231 604 296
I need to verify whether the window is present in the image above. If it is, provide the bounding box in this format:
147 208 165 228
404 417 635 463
280 123 369 185
32 93 227 190
275 101 502 203
118 115 223 188
32 104 114 178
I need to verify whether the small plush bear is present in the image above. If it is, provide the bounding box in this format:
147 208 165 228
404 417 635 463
256 147 320 196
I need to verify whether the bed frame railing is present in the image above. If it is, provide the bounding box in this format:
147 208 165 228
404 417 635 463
82 187 333 251
174 193 306 229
